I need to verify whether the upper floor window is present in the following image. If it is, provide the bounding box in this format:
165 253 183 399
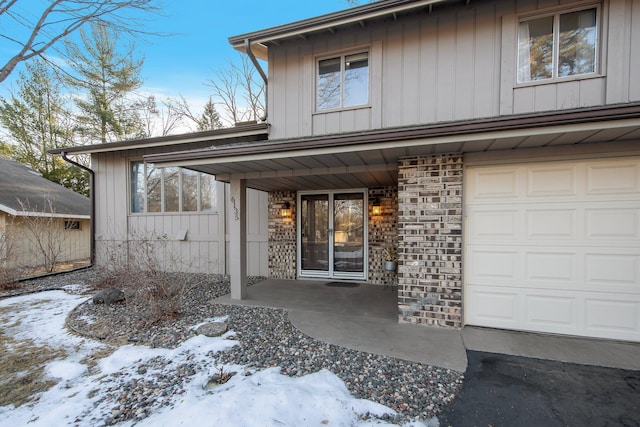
317 51 369 111
130 162 216 214
517 7 598 83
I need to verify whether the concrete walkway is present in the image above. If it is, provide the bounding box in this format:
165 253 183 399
214 279 640 372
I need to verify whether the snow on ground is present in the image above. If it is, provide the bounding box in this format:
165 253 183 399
0 291 437 427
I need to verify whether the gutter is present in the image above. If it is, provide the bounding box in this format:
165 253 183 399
244 38 268 122
60 152 95 266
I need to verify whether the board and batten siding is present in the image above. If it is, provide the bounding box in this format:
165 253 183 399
92 152 268 276
224 183 269 277
267 0 640 140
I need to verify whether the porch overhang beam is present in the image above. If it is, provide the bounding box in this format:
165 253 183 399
213 163 397 182
144 116 640 169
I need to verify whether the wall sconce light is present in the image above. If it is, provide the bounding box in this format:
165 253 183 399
281 201 292 218
371 198 382 216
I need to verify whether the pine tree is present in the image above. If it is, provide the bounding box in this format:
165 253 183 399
198 98 224 131
0 60 89 195
65 23 145 143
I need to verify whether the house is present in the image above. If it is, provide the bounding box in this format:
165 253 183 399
52 0 640 343
0 157 91 274
50 126 271 277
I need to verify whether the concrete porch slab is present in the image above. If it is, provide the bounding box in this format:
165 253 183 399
288 310 467 371
214 279 467 371
214 278 398 319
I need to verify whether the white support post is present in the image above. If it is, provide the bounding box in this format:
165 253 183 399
229 177 247 299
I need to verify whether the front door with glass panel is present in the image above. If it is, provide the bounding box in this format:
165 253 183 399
298 190 367 280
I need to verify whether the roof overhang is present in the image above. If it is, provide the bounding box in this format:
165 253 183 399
228 0 451 60
143 103 640 192
48 123 269 156
0 203 90 219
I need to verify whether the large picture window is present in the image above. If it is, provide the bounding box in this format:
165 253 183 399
317 51 369 111
517 7 598 83
130 162 217 213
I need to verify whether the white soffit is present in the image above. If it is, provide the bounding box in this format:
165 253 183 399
148 118 640 170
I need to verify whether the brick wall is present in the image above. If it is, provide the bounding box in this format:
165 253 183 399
368 187 398 286
397 154 463 327
268 191 297 279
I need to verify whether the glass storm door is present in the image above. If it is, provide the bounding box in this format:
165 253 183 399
299 191 366 280
300 194 329 272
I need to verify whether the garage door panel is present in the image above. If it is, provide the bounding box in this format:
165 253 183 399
468 250 518 283
585 299 640 334
586 162 640 195
468 209 519 240
465 157 640 342
526 209 577 240
585 254 639 287
525 252 576 283
585 207 640 240
469 168 519 200
525 294 578 329
527 165 577 197
467 289 519 326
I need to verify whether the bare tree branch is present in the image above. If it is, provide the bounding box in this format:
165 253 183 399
206 54 265 126
0 0 161 84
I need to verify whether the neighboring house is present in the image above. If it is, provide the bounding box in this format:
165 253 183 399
52 0 640 343
0 157 91 272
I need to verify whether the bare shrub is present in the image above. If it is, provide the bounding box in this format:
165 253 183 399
17 197 69 273
98 231 202 325
0 223 18 286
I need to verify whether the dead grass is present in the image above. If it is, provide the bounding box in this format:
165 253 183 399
0 332 65 407
0 301 114 408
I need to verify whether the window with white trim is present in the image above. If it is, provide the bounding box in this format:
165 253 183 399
517 7 598 83
130 162 216 213
316 51 369 111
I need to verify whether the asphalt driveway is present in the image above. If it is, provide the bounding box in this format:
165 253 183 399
439 350 640 427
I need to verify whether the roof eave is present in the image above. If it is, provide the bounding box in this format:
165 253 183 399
48 123 269 156
144 103 640 165
0 203 89 219
228 0 449 56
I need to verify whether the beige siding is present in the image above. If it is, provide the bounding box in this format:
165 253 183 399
224 184 269 277
92 152 269 276
1 213 90 270
267 0 638 140
631 0 640 100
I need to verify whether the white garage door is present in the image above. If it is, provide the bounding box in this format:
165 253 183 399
464 157 640 342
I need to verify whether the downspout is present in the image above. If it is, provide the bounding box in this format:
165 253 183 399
244 38 268 122
61 152 95 267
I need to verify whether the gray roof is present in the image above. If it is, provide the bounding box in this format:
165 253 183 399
228 0 453 59
0 157 90 218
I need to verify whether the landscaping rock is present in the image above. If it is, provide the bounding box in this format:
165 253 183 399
196 322 228 337
92 288 125 305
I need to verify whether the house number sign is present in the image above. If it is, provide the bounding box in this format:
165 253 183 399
230 196 240 221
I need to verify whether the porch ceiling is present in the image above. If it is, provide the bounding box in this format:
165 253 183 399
144 105 640 192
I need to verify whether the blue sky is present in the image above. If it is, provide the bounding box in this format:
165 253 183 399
142 0 353 95
1 0 355 111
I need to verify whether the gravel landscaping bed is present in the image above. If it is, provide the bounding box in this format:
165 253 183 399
3 269 463 425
